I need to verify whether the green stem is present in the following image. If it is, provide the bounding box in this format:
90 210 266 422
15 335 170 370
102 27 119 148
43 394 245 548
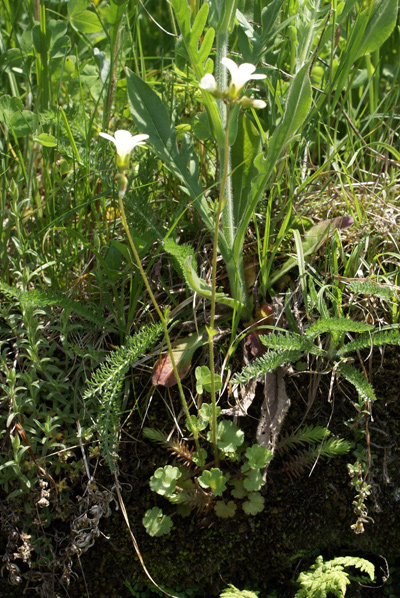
208 105 232 465
117 186 204 468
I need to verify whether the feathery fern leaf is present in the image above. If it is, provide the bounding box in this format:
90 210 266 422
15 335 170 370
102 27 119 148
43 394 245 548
0 280 21 300
260 332 324 356
294 554 374 598
277 425 330 455
338 328 400 357
348 280 395 301
85 322 163 472
339 363 377 403
232 350 302 384
306 317 374 339
219 585 259 598
20 289 108 326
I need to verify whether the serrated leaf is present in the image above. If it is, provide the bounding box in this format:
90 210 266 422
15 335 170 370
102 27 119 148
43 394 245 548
198 468 228 497
242 492 265 515
339 363 377 403
214 500 237 518
143 507 173 537
306 316 374 338
149 465 181 497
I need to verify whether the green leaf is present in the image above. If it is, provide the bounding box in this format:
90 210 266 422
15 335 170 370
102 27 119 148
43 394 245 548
230 478 247 499
220 584 259 598
70 9 103 33
198 468 229 496
213 420 244 456
34 133 57 147
199 403 221 422
142 507 173 537
149 465 181 497
267 216 354 289
195 365 223 394
214 500 237 518
242 492 265 515
186 414 208 434
245 444 273 469
231 115 261 227
339 364 377 404
0 95 23 122
10 110 38 137
234 63 312 261
305 317 374 339
356 0 398 58
243 469 265 492
192 448 208 466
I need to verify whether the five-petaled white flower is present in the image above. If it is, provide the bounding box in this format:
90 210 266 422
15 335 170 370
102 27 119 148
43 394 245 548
99 130 149 169
221 57 266 97
199 58 266 108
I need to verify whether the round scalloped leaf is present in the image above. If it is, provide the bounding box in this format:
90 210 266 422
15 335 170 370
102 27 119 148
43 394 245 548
193 448 208 466
214 500 237 518
142 507 173 536
243 469 265 492
242 492 265 515
208 420 244 456
198 468 228 497
199 402 221 422
149 465 181 497
245 444 273 469
186 414 208 433
230 478 247 499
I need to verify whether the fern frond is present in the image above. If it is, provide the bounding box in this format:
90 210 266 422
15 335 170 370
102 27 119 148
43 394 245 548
338 328 400 357
277 425 330 455
339 363 377 404
294 555 374 598
319 437 351 457
306 317 374 339
232 350 302 384
0 280 21 300
219 585 259 598
282 436 350 479
329 557 374 581
20 289 108 327
261 332 324 356
85 322 163 473
348 280 395 302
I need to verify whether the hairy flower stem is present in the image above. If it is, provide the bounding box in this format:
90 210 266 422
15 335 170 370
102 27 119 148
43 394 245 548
117 187 204 467
208 105 232 466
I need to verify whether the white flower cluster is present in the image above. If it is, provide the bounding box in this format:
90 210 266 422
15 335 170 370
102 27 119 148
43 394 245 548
199 57 266 109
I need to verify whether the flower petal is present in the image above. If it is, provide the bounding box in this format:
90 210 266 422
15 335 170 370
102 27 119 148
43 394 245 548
99 132 116 144
199 73 218 92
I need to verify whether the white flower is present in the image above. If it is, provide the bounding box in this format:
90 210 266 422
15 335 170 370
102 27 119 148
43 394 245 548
199 73 218 93
221 57 266 97
240 96 267 110
99 130 149 169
